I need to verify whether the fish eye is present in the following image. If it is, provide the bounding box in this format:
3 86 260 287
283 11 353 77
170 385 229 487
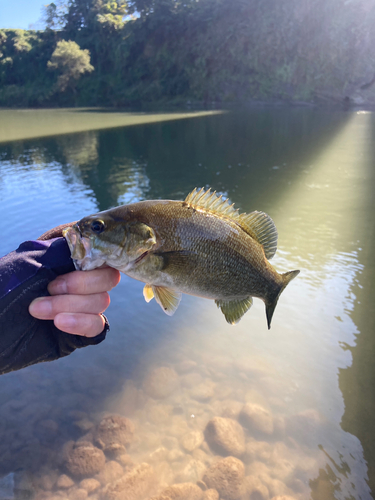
90 219 105 234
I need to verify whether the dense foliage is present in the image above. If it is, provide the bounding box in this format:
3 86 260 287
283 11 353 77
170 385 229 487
1 0 375 107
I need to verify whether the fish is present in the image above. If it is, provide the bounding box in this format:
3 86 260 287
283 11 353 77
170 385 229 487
63 187 300 328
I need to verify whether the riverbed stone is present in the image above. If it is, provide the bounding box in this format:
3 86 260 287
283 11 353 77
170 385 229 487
94 415 135 450
161 482 203 500
239 403 274 436
174 459 206 483
65 442 106 478
101 462 156 500
203 456 245 500
143 367 179 399
190 382 215 402
216 400 243 420
180 431 204 452
95 460 123 485
68 487 88 500
203 489 219 500
79 478 101 493
243 476 269 500
204 417 245 457
56 474 75 489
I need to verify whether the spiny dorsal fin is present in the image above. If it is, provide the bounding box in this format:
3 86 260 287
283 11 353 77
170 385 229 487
215 296 253 325
184 188 278 260
184 187 240 220
238 211 278 260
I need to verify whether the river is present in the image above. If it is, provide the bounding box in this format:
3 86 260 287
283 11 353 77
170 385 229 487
0 106 374 500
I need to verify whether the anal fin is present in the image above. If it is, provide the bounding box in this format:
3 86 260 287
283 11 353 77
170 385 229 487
152 286 182 316
215 297 253 325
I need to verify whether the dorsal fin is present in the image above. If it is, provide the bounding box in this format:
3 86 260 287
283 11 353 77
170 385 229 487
184 187 240 219
238 211 278 260
184 188 278 260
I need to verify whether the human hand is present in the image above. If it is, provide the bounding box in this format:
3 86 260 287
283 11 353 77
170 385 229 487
29 267 121 337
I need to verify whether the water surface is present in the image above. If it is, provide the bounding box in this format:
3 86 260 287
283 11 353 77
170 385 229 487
0 107 374 500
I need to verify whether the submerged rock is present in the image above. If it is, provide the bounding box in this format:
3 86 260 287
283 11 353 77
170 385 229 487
94 415 135 450
101 462 156 500
56 473 75 489
203 489 219 500
143 367 179 399
65 442 106 478
203 456 245 500
95 460 123 485
204 417 245 457
69 488 88 500
180 431 204 452
239 403 274 436
161 482 203 500
243 476 269 500
174 459 206 483
79 478 101 493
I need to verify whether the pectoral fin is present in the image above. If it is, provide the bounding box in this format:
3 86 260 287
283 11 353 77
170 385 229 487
151 286 182 316
143 284 154 303
215 297 253 325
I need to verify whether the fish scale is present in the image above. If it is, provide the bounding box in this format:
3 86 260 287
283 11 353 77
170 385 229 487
63 188 299 328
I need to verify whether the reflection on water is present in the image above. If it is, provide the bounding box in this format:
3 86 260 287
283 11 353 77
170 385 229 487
0 108 374 499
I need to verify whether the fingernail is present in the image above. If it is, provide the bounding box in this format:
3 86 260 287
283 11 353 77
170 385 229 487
48 277 67 295
29 298 52 318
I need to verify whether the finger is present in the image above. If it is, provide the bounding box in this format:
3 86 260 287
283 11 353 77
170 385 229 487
29 292 110 320
54 313 105 337
48 268 121 296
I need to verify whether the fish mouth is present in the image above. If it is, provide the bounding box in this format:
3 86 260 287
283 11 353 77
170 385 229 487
63 225 95 271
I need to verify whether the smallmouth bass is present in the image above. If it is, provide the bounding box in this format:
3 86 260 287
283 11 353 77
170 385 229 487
63 188 299 328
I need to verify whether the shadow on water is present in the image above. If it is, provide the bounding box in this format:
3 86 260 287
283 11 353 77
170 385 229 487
0 108 374 499
338 115 375 495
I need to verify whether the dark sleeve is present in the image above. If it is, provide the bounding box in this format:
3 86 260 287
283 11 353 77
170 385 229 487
0 238 108 375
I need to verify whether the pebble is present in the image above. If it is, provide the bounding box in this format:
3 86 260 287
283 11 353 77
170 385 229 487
174 459 206 483
94 415 135 450
243 476 269 500
102 462 156 500
143 367 179 399
56 474 75 489
215 400 243 420
204 417 245 457
95 460 123 485
180 431 204 452
65 442 106 478
148 447 169 463
203 489 219 500
239 403 274 435
79 478 101 493
203 456 245 500
161 482 203 499
74 418 94 432
68 487 88 500
245 439 272 463
153 461 175 486
190 382 215 402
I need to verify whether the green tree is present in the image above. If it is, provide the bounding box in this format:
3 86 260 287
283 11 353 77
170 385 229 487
63 0 127 32
42 1 68 30
47 39 94 92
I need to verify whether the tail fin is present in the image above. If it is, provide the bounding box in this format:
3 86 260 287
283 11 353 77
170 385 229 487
266 270 300 329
